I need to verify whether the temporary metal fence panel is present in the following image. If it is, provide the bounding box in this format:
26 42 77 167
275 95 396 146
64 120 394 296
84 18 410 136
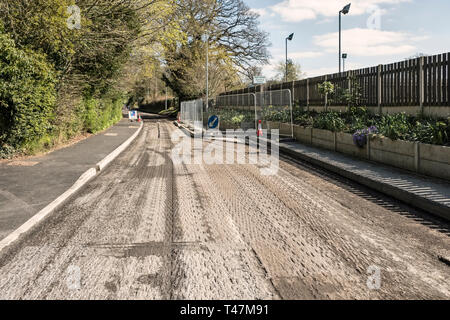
180 99 203 131
213 93 257 130
256 89 293 138
214 90 293 137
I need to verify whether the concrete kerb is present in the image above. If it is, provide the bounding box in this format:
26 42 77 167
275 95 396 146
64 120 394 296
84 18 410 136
96 121 144 172
0 121 144 256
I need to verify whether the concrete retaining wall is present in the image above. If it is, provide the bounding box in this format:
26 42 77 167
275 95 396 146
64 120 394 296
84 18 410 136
312 128 334 150
306 105 450 118
419 143 450 181
280 123 292 136
268 121 450 182
369 138 416 172
336 132 368 159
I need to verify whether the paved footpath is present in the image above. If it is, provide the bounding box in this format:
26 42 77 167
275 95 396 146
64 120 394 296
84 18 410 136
279 141 450 221
0 118 141 241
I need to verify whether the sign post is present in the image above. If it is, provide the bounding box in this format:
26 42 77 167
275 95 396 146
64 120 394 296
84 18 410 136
253 76 266 85
128 110 138 122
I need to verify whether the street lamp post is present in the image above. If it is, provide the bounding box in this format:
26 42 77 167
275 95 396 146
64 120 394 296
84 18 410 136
202 33 209 110
165 87 168 110
285 33 294 82
339 3 351 73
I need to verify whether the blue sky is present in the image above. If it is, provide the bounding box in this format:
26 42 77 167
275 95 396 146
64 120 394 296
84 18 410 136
244 0 450 78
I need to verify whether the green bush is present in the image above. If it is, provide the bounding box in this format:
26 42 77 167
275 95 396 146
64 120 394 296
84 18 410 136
159 106 179 117
231 114 245 125
262 106 291 123
79 91 124 134
289 108 449 146
313 111 346 132
377 113 412 141
208 108 254 126
0 31 57 154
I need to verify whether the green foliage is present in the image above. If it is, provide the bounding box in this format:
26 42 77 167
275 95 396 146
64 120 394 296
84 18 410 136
0 0 173 158
330 75 363 107
78 91 125 134
376 113 412 141
231 114 245 125
317 81 334 97
0 0 76 71
259 104 449 146
274 59 303 82
262 106 291 123
313 111 346 132
159 107 179 117
207 108 254 126
294 113 314 127
411 120 449 145
0 31 57 152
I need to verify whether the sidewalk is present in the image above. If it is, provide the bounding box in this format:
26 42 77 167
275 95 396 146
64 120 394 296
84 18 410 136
0 119 141 240
279 141 450 221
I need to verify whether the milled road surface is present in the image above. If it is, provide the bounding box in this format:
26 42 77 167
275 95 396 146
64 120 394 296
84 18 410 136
0 120 449 299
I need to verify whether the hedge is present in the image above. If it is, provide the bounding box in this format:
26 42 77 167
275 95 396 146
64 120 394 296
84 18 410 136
0 31 57 156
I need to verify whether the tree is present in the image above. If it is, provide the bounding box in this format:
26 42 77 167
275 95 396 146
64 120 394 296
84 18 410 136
274 59 303 82
0 0 76 71
0 0 185 155
244 65 263 84
163 0 270 100
0 31 57 148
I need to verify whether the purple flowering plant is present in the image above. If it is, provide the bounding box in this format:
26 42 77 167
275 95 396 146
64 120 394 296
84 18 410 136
353 126 378 148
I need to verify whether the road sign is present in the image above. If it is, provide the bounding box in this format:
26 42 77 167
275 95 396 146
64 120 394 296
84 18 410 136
207 115 219 129
129 110 138 121
253 76 266 85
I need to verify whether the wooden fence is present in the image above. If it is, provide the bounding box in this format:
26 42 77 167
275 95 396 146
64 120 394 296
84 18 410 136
219 52 450 112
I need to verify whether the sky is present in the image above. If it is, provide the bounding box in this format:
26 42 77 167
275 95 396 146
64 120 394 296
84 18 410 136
243 0 450 79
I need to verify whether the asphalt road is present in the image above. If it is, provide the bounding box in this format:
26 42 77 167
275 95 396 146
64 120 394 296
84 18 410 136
0 119 449 299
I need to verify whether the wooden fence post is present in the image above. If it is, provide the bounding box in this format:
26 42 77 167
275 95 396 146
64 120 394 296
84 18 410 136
347 70 352 112
292 80 295 108
324 75 328 112
377 64 382 114
269 84 272 106
306 78 310 112
419 56 425 115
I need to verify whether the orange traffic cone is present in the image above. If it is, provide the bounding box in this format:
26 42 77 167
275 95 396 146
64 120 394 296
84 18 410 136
257 120 263 137
138 114 142 122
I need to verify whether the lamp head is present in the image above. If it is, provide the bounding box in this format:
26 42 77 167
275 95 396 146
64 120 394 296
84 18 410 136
341 3 351 14
287 33 294 41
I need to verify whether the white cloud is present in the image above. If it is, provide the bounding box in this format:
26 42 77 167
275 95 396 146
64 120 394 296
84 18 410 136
262 51 325 79
304 63 362 77
269 0 411 23
271 50 324 61
262 62 278 79
249 8 269 17
314 28 423 56
290 51 325 59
